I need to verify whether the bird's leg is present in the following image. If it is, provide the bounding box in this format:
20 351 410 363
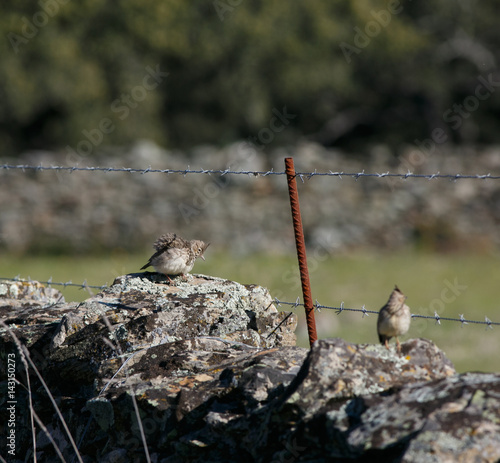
384 339 390 350
164 274 173 284
396 337 402 353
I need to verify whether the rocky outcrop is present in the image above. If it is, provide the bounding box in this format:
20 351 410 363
0 278 65 317
1 275 499 462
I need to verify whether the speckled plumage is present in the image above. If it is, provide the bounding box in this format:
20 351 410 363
377 285 411 352
141 233 209 281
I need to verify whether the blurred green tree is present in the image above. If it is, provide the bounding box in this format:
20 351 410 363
0 0 499 156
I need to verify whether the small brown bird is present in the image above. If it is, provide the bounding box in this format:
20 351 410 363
377 285 411 353
140 233 209 282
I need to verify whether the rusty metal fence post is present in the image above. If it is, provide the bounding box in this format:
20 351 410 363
284 157 318 347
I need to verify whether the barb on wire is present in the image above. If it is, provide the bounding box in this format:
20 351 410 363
2 163 500 181
314 299 324 312
336 301 345 315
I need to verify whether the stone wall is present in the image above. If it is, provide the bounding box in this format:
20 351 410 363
1 141 500 254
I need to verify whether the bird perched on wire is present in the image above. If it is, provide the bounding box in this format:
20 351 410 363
377 285 411 353
140 233 209 283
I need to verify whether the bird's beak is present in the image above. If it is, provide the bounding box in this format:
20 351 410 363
201 243 210 260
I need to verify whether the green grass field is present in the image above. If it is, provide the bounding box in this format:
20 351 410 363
1 250 499 373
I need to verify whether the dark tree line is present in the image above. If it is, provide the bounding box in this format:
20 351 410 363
1 0 499 156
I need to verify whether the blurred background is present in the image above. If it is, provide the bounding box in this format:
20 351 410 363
1 1 500 372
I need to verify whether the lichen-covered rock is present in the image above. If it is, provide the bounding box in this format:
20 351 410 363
279 337 455 417
346 372 500 462
1 276 499 463
51 272 295 350
0 278 65 319
2 273 297 396
232 340 500 463
0 279 72 356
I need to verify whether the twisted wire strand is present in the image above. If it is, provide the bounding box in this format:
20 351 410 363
0 276 108 290
2 276 496 328
1 163 500 180
273 298 499 328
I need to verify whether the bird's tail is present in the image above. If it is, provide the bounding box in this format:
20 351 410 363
379 334 390 344
140 262 151 270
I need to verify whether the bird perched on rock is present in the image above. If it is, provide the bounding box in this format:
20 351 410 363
377 285 411 353
141 233 209 282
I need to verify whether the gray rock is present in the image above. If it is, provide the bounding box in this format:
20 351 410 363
0 275 499 462
346 373 500 462
0 279 65 315
278 337 455 417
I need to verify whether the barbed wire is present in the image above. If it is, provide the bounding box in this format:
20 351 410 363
0 276 108 291
0 164 283 177
273 297 498 329
1 163 500 181
1 276 497 329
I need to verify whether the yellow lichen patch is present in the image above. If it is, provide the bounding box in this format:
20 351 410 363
178 377 193 387
193 374 213 382
177 374 214 387
166 385 181 394
333 379 346 394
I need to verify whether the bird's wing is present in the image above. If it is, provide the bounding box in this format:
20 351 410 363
153 233 178 251
140 261 151 270
141 248 166 269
